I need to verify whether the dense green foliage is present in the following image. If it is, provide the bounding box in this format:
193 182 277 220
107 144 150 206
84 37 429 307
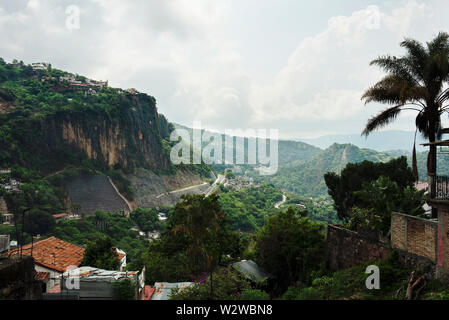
348 176 425 234
217 184 283 232
111 278 137 300
130 208 163 232
283 253 412 300
170 268 255 300
142 195 242 293
324 157 415 221
280 194 340 225
81 236 121 270
248 143 396 197
255 207 326 293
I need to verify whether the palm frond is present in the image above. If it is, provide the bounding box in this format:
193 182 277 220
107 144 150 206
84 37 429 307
427 32 449 56
370 55 417 84
362 105 403 136
401 38 428 81
362 75 425 105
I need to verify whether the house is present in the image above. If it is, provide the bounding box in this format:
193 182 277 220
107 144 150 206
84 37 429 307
0 197 13 226
150 282 194 300
0 178 21 192
87 79 108 89
126 88 138 95
52 213 69 223
31 62 49 71
57 266 146 300
8 237 85 292
0 234 9 253
115 247 127 271
0 168 11 175
157 212 167 221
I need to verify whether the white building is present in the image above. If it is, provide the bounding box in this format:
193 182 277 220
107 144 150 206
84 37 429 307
31 62 49 71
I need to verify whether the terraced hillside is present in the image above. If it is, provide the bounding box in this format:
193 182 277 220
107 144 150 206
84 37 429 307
65 173 130 214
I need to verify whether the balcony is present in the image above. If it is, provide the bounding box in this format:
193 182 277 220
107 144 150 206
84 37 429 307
436 175 449 199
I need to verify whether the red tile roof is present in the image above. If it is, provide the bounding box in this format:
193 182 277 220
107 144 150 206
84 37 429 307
52 213 68 219
9 237 85 272
35 272 49 281
113 247 126 261
144 285 155 300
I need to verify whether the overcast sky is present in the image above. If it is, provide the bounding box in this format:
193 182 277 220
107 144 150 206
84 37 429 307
1 0 449 139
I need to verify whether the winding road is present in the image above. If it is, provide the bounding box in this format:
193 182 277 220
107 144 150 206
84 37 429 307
155 174 226 200
274 194 287 209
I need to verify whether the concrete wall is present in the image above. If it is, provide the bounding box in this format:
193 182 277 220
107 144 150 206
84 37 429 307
391 212 438 262
326 225 390 271
428 202 449 280
0 234 9 253
35 264 61 291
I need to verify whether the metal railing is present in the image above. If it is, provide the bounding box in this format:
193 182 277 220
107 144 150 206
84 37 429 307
436 175 449 199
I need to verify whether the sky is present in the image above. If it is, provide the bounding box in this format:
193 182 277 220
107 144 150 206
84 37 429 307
1 0 449 139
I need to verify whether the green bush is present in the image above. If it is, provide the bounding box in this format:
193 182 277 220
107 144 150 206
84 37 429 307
240 289 270 300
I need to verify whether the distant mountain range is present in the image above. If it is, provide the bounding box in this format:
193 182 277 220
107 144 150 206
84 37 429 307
248 143 401 197
298 130 427 152
173 123 449 198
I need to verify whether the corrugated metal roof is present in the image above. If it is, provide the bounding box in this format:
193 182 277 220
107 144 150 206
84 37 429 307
150 282 193 300
62 266 138 283
231 260 273 282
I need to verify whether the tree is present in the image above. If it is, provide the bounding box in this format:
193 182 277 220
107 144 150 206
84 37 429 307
362 32 449 218
349 176 425 235
130 208 162 232
81 236 120 270
111 278 136 300
24 210 56 236
324 157 414 221
169 267 253 300
255 207 325 293
167 194 240 299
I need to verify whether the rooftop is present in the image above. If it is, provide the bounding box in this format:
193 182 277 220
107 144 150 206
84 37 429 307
62 266 138 282
150 282 193 300
231 259 274 282
8 236 84 272
35 271 49 281
52 213 68 219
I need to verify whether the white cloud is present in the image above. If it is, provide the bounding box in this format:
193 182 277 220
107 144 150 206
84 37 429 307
1 0 449 139
247 1 436 129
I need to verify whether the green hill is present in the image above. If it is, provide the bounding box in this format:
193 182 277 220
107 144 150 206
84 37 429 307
248 143 397 197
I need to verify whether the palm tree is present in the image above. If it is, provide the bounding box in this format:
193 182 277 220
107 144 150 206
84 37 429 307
362 32 449 218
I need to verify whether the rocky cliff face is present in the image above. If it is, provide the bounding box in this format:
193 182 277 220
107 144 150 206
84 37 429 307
19 94 170 173
127 167 209 208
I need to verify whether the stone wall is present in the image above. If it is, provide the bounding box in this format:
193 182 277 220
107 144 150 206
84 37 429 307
326 225 390 271
391 212 438 262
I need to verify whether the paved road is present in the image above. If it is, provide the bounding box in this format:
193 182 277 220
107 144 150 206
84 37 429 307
274 194 287 209
155 174 226 200
205 174 225 197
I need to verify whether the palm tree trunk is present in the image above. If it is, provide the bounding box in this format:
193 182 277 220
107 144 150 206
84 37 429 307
428 123 438 219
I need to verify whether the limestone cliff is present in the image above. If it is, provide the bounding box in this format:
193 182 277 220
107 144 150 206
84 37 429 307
18 94 170 173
